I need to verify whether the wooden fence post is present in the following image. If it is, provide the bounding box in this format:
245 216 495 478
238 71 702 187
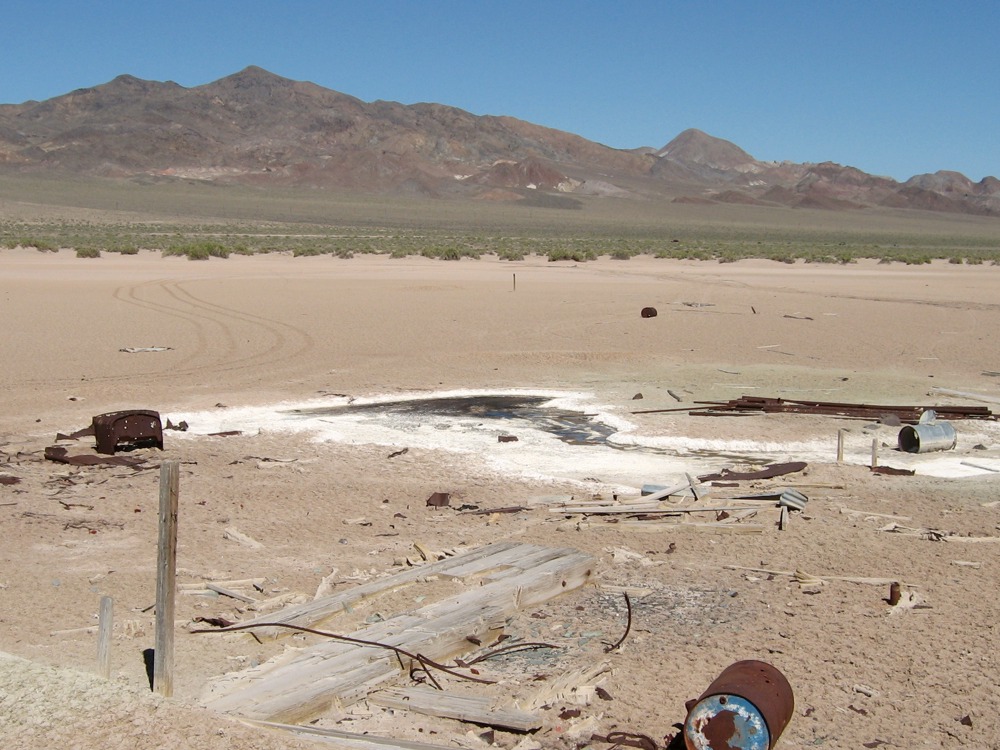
154 460 179 697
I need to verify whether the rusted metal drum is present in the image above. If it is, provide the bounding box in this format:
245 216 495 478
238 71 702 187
684 660 794 750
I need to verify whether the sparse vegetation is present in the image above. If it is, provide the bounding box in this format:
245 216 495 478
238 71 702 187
0 176 998 266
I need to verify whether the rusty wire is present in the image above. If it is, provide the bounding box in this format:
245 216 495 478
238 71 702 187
191 620 495 688
603 592 632 653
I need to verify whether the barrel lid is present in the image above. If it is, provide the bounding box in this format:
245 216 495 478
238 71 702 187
684 694 770 750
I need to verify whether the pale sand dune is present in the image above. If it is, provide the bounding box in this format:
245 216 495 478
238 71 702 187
2 249 999 748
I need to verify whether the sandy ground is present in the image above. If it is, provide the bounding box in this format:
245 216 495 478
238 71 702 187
2 248 1000 749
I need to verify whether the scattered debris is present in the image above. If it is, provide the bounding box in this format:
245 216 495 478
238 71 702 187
870 465 915 476
635 395 996 421
879 523 1000 543
92 410 163 454
222 527 264 549
119 346 173 353
388 448 409 458
498 435 519 443
426 492 451 508
44 446 146 468
200 543 595 723
640 307 657 318
725 565 911 587
698 462 807 482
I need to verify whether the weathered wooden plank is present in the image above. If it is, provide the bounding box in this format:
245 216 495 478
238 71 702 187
236 541 528 639
515 661 612 710
244 719 459 750
206 547 594 723
370 686 542 731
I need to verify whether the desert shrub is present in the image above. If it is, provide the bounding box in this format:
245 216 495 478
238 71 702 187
390 248 411 259
116 245 139 255
547 248 595 262
498 249 526 261
609 248 634 260
75 247 101 259
164 241 229 260
19 238 57 252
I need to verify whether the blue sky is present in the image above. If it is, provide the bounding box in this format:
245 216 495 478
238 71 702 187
3 1 998 181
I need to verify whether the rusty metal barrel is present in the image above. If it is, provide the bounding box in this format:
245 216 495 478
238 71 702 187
684 660 794 750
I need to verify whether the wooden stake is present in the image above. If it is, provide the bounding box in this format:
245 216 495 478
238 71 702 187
97 595 113 679
837 429 846 463
871 438 879 469
154 460 179 697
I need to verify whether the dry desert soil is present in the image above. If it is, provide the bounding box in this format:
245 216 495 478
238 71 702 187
2 249 1000 750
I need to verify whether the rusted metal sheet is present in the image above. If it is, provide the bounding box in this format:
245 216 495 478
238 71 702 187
92 410 163 455
44 445 146 467
870 465 915 476
698 462 807 482
426 491 451 507
684 660 794 750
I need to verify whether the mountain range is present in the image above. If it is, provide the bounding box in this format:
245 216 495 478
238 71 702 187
1 65 997 216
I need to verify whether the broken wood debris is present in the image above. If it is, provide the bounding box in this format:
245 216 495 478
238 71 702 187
227 541 582 641
724 565 914 587
369 686 542 732
244 719 460 750
202 543 594 723
633 395 996 422
878 523 1000 543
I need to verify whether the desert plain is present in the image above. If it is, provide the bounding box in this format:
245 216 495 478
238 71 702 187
2 197 1000 750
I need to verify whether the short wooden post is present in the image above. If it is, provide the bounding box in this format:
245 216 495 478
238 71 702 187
97 595 113 679
154 460 179 697
836 429 846 463
871 438 879 469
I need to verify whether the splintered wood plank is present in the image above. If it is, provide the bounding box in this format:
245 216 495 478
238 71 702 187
244 720 459 750
370 686 542 732
205 547 594 724
236 541 529 640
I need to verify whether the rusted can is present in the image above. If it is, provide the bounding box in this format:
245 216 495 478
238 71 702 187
684 660 794 750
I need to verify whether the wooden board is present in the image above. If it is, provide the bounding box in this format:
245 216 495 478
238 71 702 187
205 544 595 724
370 686 542 731
235 540 531 640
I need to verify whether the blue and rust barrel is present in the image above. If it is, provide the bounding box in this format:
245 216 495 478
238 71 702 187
684 660 794 750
